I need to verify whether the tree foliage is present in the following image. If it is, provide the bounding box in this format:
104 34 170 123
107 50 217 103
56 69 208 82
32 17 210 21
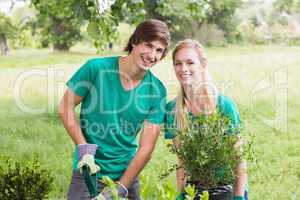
31 0 83 51
0 12 18 55
20 0 242 50
273 0 300 14
31 0 145 51
144 0 242 42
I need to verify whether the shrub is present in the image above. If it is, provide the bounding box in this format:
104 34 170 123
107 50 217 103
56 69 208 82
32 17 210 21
0 157 53 200
197 23 226 47
167 111 251 188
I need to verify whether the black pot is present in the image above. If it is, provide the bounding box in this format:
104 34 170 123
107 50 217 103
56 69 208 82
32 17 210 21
186 181 233 200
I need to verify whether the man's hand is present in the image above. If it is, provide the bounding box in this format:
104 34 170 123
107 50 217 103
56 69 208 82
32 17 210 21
77 144 100 174
97 182 128 200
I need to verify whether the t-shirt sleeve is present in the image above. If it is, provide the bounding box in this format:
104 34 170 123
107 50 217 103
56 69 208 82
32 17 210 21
145 85 167 125
221 97 242 135
164 101 176 139
66 60 97 98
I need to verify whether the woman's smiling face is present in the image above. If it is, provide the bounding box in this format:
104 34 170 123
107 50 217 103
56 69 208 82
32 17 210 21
173 47 204 85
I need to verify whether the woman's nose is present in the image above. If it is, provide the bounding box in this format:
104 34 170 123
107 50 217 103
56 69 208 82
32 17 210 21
181 63 189 71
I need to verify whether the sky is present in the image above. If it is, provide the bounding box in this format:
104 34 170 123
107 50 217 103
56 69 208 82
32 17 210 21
0 0 29 16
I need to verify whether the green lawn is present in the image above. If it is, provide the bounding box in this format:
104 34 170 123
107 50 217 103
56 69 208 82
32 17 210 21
0 45 299 199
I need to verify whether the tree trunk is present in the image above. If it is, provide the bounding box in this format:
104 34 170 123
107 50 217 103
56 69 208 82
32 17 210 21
52 19 70 51
0 33 9 55
53 42 69 51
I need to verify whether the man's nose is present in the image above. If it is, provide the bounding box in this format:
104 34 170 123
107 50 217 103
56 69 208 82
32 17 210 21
149 49 158 60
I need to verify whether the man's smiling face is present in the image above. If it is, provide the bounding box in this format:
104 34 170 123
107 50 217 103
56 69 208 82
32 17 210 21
131 40 166 71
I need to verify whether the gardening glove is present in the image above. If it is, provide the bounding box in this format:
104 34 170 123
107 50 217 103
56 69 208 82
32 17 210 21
233 196 245 200
97 182 128 200
176 192 185 200
77 144 100 175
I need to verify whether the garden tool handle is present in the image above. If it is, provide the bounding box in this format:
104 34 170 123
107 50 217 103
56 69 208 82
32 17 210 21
82 164 98 198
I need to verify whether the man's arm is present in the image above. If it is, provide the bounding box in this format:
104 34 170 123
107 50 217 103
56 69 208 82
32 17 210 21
58 89 86 145
118 120 161 188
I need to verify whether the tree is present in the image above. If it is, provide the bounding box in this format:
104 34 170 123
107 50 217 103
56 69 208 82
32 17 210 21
0 12 18 55
206 0 242 42
31 0 82 51
143 0 242 43
273 0 300 14
31 0 145 51
74 0 145 50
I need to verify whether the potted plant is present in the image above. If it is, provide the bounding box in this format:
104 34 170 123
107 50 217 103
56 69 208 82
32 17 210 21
166 111 251 199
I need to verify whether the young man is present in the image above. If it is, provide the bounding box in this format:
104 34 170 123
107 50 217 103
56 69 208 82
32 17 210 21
59 19 170 200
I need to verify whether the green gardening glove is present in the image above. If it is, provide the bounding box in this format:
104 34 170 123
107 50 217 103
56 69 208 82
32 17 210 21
176 192 185 200
233 196 244 200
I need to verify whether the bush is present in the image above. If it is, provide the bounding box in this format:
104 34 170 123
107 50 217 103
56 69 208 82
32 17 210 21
0 157 53 200
197 23 226 47
167 112 250 188
238 21 271 45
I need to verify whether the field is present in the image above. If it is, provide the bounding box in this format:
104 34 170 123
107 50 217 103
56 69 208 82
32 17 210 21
0 44 299 200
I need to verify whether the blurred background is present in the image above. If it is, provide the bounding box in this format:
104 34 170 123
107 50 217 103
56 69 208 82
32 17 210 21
1 0 300 53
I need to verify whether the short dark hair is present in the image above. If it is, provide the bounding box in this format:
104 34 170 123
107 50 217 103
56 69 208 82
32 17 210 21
124 19 170 59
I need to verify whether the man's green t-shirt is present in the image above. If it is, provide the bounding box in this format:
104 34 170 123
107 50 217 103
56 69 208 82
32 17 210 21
66 56 166 180
164 94 241 139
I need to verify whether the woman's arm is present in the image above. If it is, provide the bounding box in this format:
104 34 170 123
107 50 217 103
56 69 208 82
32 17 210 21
234 137 248 196
234 160 247 196
176 160 185 192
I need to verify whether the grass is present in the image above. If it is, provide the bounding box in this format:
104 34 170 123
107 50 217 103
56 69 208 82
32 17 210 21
0 44 299 199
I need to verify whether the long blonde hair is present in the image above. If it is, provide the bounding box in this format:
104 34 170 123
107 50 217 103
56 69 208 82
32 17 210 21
172 39 218 130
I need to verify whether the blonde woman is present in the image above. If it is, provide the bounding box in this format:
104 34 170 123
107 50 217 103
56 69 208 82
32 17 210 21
164 39 248 200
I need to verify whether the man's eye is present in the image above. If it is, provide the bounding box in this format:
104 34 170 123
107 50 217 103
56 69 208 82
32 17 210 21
187 62 194 65
157 49 163 53
175 62 181 66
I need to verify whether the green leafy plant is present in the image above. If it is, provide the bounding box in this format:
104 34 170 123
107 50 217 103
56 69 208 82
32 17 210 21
98 176 119 199
184 184 196 200
157 179 177 200
0 157 53 200
168 111 250 188
200 191 209 200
